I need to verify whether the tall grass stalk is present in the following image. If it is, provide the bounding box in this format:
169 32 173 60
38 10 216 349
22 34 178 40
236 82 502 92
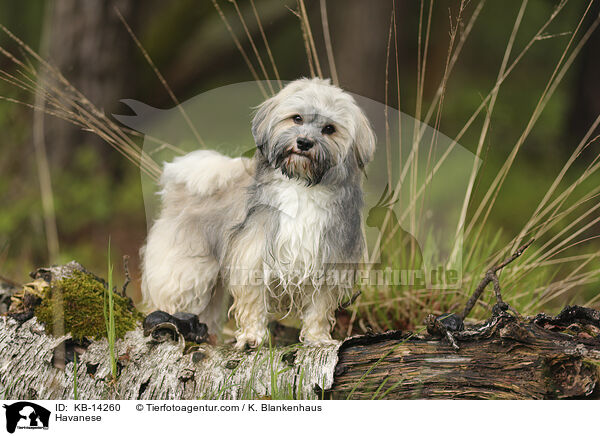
210 0 269 98
104 239 117 380
32 2 59 265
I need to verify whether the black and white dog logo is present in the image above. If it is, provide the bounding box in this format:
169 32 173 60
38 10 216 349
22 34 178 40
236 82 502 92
3 402 50 433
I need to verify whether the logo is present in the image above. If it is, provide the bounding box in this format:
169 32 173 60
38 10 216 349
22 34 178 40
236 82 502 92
2 402 50 433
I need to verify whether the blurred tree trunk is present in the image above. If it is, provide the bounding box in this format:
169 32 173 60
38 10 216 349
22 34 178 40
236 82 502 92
306 0 398 104
325 0 395 102
39 0 137 168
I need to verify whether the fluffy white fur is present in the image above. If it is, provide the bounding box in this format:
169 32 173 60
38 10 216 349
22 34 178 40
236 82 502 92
141 78 375 348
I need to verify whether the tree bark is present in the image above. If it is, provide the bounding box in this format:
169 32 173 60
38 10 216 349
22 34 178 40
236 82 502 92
2 305 599 400
1 263 599 400
330 306 600 399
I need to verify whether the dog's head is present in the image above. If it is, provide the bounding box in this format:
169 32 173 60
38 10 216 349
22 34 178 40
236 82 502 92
251 78 376 185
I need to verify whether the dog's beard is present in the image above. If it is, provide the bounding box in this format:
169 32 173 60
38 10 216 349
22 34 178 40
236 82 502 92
273 145 332 186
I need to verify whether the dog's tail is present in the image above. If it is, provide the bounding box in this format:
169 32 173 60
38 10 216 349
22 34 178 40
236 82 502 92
160 150 254 198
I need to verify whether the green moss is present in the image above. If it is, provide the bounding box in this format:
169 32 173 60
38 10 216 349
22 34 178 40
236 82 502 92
35 270 143 341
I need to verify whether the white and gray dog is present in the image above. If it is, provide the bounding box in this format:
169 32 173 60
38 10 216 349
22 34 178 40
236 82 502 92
141 78 376 348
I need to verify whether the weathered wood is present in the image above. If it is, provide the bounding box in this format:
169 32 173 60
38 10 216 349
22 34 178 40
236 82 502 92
1 262 599 400
2 306 599 400
0 316 340 400
328 308 600 399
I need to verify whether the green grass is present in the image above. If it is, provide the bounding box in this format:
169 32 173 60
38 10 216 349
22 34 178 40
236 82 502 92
197 337 310 400
104 238 118 380
346 330 420 400
344 1 600 333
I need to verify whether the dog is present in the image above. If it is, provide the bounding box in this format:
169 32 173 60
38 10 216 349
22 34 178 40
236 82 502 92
140 78 376 348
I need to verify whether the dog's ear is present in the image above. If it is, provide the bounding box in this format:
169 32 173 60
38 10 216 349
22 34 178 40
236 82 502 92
251 96 278 154
353 109 376 169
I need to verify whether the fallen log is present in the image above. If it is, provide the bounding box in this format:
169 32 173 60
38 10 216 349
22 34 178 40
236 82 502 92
329 306 600 399
0 263 599 400
2 305 599 400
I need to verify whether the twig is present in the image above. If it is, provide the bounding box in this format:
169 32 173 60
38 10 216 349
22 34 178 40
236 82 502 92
424 313 462 350
460 238 534 319
121 255 131 297
340 290 361 310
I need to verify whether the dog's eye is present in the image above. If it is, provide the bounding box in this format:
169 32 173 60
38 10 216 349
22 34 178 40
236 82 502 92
321 124 336 135
292 115 303 125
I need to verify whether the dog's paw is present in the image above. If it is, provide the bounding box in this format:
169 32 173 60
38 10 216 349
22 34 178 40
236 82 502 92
301 337 340 347
234 330 266 350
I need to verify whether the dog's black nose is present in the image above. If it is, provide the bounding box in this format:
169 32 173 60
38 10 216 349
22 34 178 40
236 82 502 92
296 137 314 151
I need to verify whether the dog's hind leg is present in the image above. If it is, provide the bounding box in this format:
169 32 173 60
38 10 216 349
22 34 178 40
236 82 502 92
225 220 270 349
299 289 338 346
141 237 222 332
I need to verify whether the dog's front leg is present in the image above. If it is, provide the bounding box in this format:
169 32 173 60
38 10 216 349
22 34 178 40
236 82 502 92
300 290 338 347
231 284 268 349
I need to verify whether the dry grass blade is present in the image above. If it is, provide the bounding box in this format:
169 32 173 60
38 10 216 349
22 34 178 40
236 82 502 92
518 189 600 258
460 0 528 267
515 126 600 262
319 0 338 85
374 1 511 254
392 0 402 192
409 0 433 243
0 24 162 181
211 0 268 99
230 0 275 95
365 0 432 264
532 214 600 271
384 7 395 190
418 0 467 244
420 0 486 131
359 0 599 330
289 1 315 78
488 137 600 288
480 17 600 278
32 3 59 264
467 1 596 255
113 6 206 147
528 254 598 309
374 0 570 267
523 268 600 311
512 84 600 250
514 253 599 272
249 0 282 89
298 0 322 78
